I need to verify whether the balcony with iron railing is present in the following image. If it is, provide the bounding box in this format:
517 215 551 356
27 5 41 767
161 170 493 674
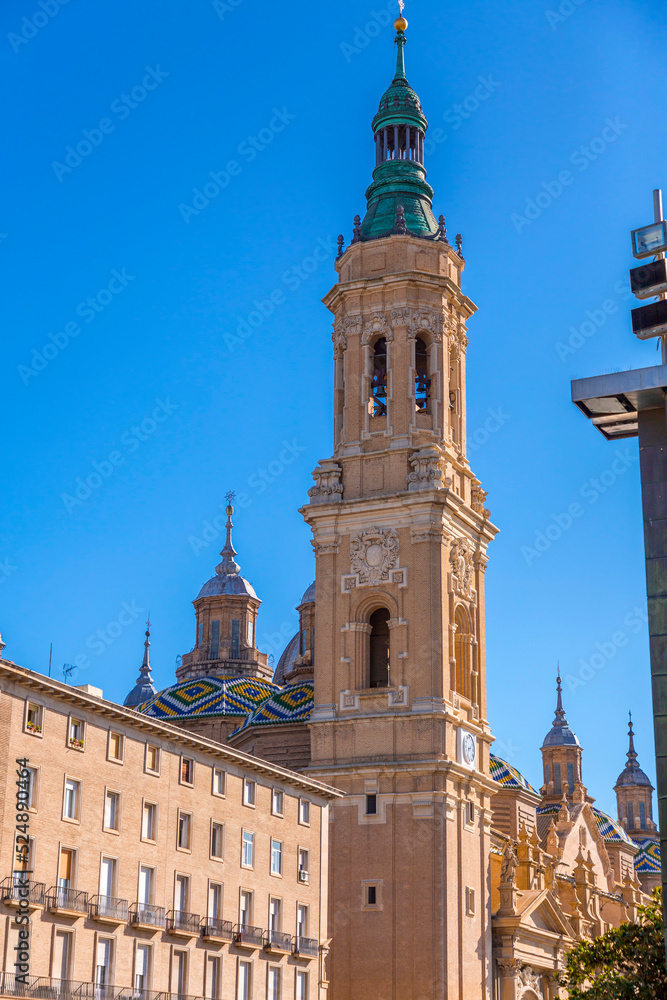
0 878 46 910
46 888 89 916
165 911 200 937
263 931 293 954
232 924 264 949
200 918 234 942
0 973 207 1000
128 903 166 930
89 896 129 924
293 936 319 958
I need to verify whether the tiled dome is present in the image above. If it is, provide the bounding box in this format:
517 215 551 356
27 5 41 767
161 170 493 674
489 754 538 794
138 675 278 720
634 839 661 875
232 680 314 735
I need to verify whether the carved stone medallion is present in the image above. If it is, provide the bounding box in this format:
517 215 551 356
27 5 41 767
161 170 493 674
450 538 475 598
350 526 399 585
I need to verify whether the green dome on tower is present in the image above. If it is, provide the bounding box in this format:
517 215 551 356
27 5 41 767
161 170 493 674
355 20 444 243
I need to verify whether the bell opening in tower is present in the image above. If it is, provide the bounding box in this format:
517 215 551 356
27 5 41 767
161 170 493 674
371 338 388 417
414 337 430 412
369 608 390 688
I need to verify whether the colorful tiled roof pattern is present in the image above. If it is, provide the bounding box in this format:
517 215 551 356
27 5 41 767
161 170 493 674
634 839 661 875
138 676 278 719
591 807 634 846
489 754 538 794
233 681 314 735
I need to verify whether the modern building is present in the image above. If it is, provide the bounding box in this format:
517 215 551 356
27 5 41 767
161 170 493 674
0 647 340 1000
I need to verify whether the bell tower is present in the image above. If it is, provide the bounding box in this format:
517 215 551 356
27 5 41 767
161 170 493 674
302 15 498 1000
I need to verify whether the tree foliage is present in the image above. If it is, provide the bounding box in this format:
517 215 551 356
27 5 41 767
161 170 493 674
560 888 666 999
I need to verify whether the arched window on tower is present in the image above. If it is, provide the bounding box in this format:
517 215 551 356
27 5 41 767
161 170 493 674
371 338 388 417
454 605 472 700
414 337 430 412
369 608 390 688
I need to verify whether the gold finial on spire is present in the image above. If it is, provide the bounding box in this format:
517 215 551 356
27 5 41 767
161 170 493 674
395 0 407 32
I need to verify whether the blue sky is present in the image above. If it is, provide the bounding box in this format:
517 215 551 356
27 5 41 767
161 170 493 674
1 0 664 817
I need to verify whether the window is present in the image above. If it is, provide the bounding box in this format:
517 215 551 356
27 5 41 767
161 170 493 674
267 966 281 1000
173 950 187 998
237 960 251 1000
640 801 647 829
272 790 284 816
138 866 154 905
414 337 430 412
453 605 472 700
178 811 192 850
465 801 475 826
465 886 475 916
298 849 309 883
145 744 160 774
243 779 256 807
104 790 120 831
296 904 308 942
58 848 75 889
271 839 282 876
367 885 377 906
211 822 224 860
567 762 575 794
24 766 38 810
53 930 72 981
296 970 308 1000
198 621 204 646
108 732 124 762
371 337 388 416
212 768 226 797
554 763 562 796
135 944 151 993
63 778 81 821
545 764 550 786
627 801 635 828
269 897 281 935
247 618 254 646
99 856 117 899
68 717 85 749
174 874 190 913
369 609 390 688
210 620 221 660
207 956 221 1000
208 882 223 920
142 802 157 841
230 619 241 659
239 890 253 928
14 833 35 874
95 938 113 991
365 794 377 816
26 702 43 734
298 799 310 826
180 757 194 785
242 831 254 868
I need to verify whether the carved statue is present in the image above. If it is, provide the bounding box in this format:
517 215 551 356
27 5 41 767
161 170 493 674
501 842 518 885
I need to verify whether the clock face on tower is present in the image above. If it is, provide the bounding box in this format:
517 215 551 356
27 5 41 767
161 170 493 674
463 733 476 765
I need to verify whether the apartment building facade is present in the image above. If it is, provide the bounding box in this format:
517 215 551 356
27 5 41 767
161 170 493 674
0 658 339 1000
